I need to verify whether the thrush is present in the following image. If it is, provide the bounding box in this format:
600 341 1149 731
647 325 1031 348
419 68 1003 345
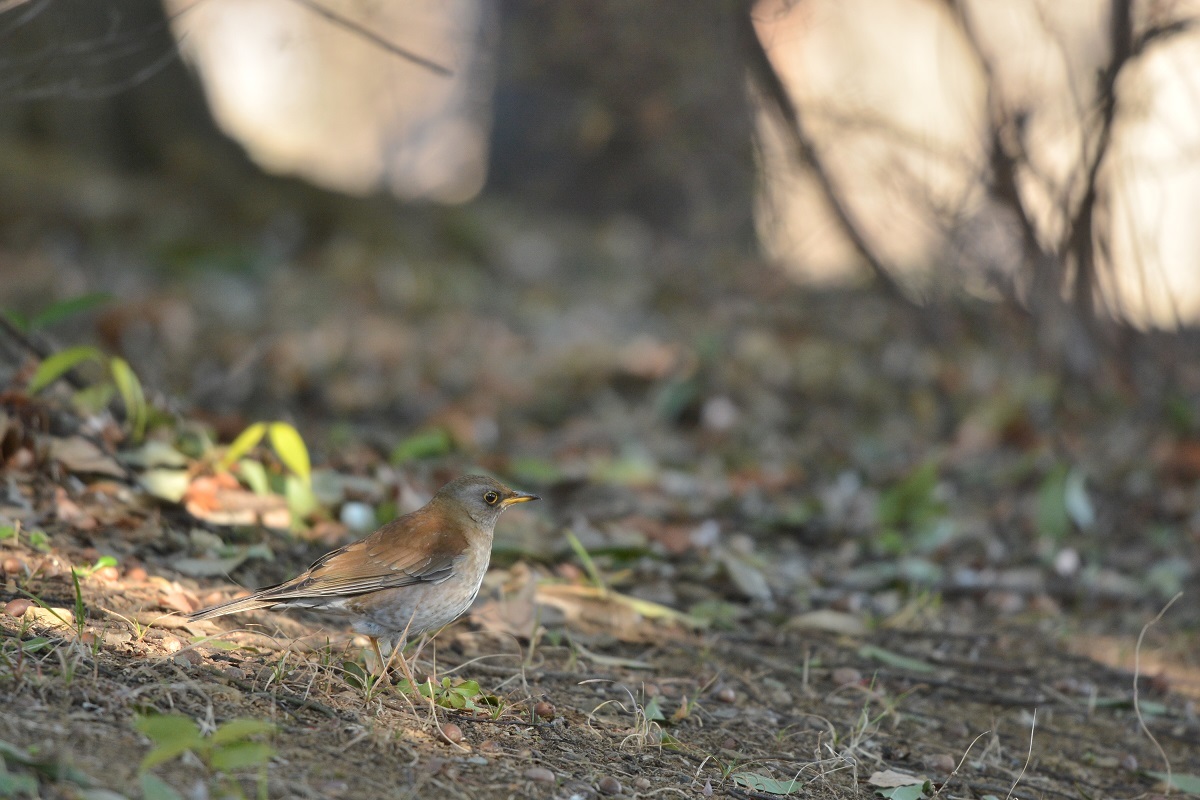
188 474 538 691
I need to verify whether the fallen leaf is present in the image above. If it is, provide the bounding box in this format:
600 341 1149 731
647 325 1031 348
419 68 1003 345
787 609 867 636
868 770 928 788
47 436 125 478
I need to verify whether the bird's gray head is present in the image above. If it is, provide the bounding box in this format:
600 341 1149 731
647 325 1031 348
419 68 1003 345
434 475 539 526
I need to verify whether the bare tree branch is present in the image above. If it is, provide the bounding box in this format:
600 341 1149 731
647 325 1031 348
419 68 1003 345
740 2 917 307
285 0 452 77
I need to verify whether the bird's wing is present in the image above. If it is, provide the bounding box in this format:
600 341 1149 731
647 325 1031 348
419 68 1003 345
252 509 469 601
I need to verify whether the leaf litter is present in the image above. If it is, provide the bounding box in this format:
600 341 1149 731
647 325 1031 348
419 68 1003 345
0 170 1198 798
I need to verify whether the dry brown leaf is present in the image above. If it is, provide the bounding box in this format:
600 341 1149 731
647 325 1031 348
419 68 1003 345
46 435 125 479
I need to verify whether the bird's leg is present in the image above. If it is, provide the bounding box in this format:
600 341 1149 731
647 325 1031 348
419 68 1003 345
369 637 391 686
386 615 422 698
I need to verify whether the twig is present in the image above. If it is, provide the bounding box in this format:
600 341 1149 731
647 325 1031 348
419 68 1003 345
739 6 917 309
1004 709 1036 800
285 0 452 77
1134 591 1182 795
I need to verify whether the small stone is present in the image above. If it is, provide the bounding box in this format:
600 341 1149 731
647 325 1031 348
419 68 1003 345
525 766 556 783
633 777 651 790
2 557 24 575
715 687 736 703
93 566 120 582
104 630 132 646
223 666 247 681
125 566 148 582
173 651 198 667
1120 754 1138 771
832 667 862 686
4 598 32 618
534 700 556 720
598 775 621 795
478 739 501 754
78 630 98 647
439 723 463 744
162 636 183 653
466 756 488 766
924 753 955 772
720 737 737 751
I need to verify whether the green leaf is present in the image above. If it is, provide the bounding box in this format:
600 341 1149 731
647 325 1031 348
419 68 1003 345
877 461 942 531
268 422 311 485
237 459 270 496
565 529 606 590
1146 772 1200 795
2 311 28 332
0 768 39 795
211 719 274 746
644 696 665 722
72 383 116 414
28 530 50 552
733 773 803 794
284 474 318 525
858 644 936 673
210 741 273 772
139 739 199 773
342 661 370 690
221 422 267 469
508 457 561 484
28 293 112 330
877 784 931 800
138 469 190 503
389 428 453 464
140 773 185 800
28 346 105 393
1037 464 1071 541
0 525 15 542
135 714 201 748
109 357 147 441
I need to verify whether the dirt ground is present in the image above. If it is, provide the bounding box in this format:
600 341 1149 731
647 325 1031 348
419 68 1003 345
1 153 1199 799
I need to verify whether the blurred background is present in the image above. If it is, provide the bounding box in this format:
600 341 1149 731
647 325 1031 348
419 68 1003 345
1 0 1199 624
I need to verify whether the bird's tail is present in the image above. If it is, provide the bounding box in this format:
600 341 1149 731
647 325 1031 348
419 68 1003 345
189 593 276 621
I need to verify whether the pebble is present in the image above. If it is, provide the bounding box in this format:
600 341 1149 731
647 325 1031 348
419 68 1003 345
720 737 737 751
4 598 32 618
525 767 556 783
223 666 247 681
633 777 651 790
1120 754 1138 771
478 740 501 754
162 636 183 653
598 776 621 795
715 687 736 703
534 700 556 720
2 557 24 575
173 651 198 667
78 631 98 647
92 566 120 582
125 566 148 582
832 667 863 686
924 753 955 772
465 756 488 766
439 723 463 744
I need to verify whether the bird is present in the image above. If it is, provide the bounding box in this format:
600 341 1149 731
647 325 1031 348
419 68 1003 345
188 474 538 692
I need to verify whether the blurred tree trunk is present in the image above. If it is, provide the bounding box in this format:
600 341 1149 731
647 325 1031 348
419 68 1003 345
488 0 758 243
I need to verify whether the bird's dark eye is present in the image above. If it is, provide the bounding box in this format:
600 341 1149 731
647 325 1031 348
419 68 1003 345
484 491 500 505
